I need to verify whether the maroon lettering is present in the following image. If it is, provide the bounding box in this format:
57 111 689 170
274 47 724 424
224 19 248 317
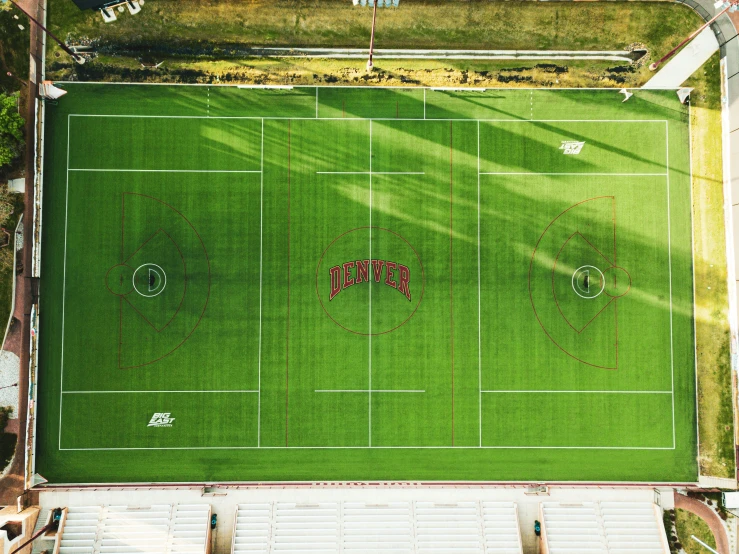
329 266 341 301
385 261 397 289
398 264 411 301
343 261 355 289
371 260 385 282
356 260 369 284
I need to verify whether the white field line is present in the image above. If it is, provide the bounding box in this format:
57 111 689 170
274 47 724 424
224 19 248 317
477 120 482 448
55 82 648 89
317 171 424 175
259 118 264 448
59 445 676 451
68 169 262 173
68 114 669 123
479 172 667 176
368 119 373 448
666 120 676 449
689 100 701 459
481 390 672 394
315 390 425 393
59 114 70 451
62 390 259 394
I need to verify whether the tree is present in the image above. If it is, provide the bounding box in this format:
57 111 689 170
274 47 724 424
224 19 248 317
0 92 24 170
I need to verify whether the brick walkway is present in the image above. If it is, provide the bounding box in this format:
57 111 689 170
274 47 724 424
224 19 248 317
674 492 731 554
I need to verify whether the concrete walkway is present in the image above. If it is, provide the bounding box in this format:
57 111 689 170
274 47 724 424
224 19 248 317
643 26 719 88
675 492 731 554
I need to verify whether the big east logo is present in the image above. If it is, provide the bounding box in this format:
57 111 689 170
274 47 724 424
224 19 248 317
329 260 411 301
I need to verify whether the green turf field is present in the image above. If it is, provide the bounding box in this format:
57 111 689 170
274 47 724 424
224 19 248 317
36 84 697 483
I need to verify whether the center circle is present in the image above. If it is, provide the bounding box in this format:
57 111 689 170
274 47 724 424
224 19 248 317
571 265 605 299
133 263 167 298
316 227 425 335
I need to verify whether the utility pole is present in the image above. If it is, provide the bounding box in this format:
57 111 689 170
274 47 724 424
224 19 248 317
649 0 735 70
367 0 379 71
1 0 85 64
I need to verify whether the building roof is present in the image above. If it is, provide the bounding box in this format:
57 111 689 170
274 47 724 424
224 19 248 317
57 504 211 553
233 501 524 554
540 502 669 554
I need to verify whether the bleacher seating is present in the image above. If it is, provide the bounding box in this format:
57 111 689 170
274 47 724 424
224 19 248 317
231 501 523 554
57 504 210 554
540 502 668 554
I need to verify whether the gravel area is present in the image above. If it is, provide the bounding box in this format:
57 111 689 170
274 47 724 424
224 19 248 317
0 350 20 415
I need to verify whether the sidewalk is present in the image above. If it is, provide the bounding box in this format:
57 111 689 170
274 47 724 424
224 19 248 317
643 26 719 88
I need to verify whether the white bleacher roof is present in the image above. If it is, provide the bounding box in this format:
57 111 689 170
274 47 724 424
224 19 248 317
540 502 669 554
58 503 210 554
231 501 523 554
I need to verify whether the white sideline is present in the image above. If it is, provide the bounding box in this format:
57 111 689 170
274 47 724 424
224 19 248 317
62 390 259 394
68 169 261 173
58 115 70 451
317 171 424 175
258 118 264 448
479 172 667 176
59 445 675 451
68 113 668 123
58 113 681 453
666 121 676 449
315 390 425 393
368 120 373 448
481 390 672 394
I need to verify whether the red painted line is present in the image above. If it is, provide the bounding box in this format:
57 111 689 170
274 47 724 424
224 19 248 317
449 121 455 447
528 196 617 370
117 193 212 370
286 120 291 447
121 194 126 261
118 296 123 368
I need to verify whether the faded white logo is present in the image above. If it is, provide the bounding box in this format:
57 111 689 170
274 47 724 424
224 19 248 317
559 140 585 155
148 412 175 427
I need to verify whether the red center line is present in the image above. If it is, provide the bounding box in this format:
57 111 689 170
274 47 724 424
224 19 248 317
286 120 292 447
449 120 455 447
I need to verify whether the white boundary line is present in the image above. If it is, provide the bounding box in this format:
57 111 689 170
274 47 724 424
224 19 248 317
68 169 262 173
317 171 424 175
477 120 482 448
62 390 259 394
666 121 676 449
53 82 664 90
68 114 668 123
57 114 683 453
481 390 672 394
58 115 70 451
59 445 675 451
479 172 667 176
259 118 264 448
368 119 373 448
315 390 425 393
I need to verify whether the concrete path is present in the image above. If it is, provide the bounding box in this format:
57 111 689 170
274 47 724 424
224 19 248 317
675 492 731 554
643 26 719 88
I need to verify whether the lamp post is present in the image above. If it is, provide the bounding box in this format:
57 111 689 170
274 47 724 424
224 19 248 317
649 0 736 71
1 0 85 64
366 0 379 71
